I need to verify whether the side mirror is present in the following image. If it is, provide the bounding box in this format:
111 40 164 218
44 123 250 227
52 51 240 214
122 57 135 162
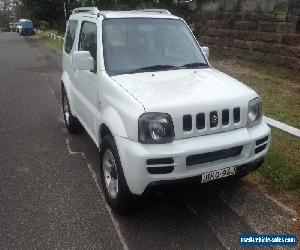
72 51 94 71
202 46 209 60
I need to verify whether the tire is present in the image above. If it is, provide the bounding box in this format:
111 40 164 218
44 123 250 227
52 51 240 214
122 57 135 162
100 135 138 214
62 87 82 133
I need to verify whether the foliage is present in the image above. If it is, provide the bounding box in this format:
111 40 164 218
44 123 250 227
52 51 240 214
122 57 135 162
0 0 14 30
11 0 215 31
12 0 66 32
38 20 49 32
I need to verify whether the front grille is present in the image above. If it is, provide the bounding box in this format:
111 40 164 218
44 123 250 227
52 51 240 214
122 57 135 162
186 146 243 166
183 115 192 131
210 111 218 128
233 107 240 123
222 110 229 125
196 113 205 130
183 107 241 132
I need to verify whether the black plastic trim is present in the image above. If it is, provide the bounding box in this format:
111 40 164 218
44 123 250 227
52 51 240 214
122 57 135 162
255 144 267 154
256 136 268 146
147 166 174 174
186 146 243 166
147 158 174 165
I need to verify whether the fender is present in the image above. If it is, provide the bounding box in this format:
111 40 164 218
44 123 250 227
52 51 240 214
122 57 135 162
61 71 75 113
96 106 128 148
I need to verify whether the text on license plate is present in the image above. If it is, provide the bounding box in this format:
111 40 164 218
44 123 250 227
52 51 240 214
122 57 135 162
201 166 236 183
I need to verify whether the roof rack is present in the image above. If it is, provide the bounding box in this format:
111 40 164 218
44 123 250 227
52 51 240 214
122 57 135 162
72 7 99 15
132 9 171 15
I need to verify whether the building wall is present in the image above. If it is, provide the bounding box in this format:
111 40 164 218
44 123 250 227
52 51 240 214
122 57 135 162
195 0 300 68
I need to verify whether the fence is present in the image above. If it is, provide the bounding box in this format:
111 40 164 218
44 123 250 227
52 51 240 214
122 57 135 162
36 29 64 44
263 116 300 138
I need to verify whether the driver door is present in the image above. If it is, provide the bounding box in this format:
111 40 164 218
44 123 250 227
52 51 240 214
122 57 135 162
73 20 98 136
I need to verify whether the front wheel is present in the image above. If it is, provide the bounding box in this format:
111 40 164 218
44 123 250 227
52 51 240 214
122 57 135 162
99 136 138 214
62 88 82 133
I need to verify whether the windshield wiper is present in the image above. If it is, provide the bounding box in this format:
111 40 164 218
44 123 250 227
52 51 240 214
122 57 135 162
131 64 177 73
126 63 209 75
178 62 209 69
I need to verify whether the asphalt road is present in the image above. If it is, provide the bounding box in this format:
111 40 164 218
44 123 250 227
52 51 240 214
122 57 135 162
0 32 296 249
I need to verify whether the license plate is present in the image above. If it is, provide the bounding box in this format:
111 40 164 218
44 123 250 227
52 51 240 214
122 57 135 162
201 166 236 183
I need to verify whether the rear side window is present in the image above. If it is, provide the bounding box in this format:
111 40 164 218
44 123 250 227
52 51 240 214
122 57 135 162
79 21 97 68
64 20 78 54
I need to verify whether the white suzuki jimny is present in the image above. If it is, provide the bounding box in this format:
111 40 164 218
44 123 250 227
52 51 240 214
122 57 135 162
61 7 271 213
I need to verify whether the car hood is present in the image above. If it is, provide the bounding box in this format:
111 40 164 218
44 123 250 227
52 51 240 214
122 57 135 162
111 68 257 112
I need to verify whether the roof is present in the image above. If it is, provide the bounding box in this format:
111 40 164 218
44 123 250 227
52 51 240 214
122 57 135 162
70 8 179 20
19 18 32 22
101 11 179 19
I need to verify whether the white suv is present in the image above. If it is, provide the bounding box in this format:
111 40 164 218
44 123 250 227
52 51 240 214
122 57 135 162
61 7 271 213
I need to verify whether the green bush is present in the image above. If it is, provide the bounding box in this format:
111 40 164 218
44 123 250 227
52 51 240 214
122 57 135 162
39 21 49 32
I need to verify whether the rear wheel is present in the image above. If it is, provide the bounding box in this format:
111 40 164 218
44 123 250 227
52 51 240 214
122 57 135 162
100 135 138 214
62 88 81 134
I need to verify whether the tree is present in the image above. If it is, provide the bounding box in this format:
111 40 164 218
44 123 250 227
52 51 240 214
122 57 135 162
12 0 215 31
12 0 67 32
0 0 14 30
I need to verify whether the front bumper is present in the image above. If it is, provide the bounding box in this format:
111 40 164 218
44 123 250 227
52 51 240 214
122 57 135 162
144 157 265 192
115 122 271 195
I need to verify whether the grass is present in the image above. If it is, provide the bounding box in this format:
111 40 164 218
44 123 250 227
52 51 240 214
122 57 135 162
246 129 300 214
210 53 300 213
261 129 300 191
36 31 64 51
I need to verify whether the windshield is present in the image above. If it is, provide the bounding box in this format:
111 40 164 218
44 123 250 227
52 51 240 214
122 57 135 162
20 20 33 28
102 18 208 76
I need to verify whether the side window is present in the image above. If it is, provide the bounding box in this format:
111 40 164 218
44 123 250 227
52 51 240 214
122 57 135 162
79 21 97 69
64 20 78 54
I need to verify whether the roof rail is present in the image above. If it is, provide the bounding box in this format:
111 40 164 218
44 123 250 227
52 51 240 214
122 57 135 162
132 9 171 15
72 7 99 15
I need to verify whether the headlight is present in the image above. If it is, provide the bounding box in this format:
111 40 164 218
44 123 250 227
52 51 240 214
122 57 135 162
138 113 175 144
248 97 262 127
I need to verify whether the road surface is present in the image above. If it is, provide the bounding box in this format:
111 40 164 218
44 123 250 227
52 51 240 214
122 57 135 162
0 32 295 249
